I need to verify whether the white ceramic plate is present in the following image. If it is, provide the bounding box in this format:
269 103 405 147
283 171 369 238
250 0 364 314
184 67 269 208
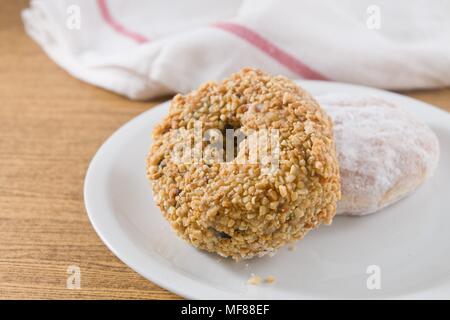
84 81 450 299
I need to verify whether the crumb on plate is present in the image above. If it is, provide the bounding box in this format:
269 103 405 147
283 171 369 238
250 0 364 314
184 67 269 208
264 275 276 284
247 274 262 285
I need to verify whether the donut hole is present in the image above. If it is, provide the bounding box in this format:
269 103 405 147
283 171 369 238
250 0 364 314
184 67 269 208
204 121 245 163
221 121 245 162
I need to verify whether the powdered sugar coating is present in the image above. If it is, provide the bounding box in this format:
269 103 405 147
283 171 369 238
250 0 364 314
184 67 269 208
317 93 440 216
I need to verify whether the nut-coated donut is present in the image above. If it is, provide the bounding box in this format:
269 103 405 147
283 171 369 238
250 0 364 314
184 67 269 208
147 68 340 260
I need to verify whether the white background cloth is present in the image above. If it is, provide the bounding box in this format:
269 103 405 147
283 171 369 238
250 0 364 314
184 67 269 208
22 0 450 100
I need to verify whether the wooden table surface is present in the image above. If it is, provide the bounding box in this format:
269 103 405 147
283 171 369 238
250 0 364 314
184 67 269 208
1 1 449 300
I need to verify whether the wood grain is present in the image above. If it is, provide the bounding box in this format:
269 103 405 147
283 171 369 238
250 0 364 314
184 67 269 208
0 1 449 300
0 0 178 300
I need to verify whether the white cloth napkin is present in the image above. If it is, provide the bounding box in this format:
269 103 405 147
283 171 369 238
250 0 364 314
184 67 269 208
22 0 450 100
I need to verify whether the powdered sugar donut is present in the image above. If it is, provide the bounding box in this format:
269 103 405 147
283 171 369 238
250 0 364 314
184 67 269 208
317 93 440 216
